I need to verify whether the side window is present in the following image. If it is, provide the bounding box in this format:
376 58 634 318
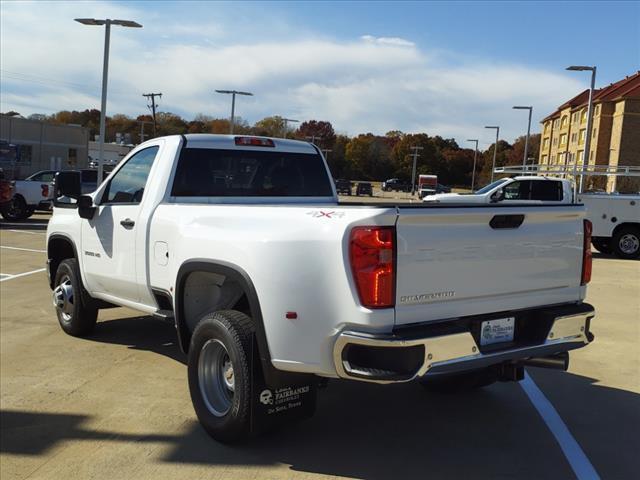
103 146 159 204
503 181 531 200
531 181 563 201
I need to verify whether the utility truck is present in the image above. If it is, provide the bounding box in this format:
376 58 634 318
417 174 438 199
47 134 595 442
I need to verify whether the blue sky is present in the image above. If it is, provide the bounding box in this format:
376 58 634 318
1 1 638 147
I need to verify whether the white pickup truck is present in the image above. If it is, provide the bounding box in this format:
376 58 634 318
47 134 595 442
0 170 55 220
424 176 573 204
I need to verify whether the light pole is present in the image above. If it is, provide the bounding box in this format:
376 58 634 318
566 65 597 193
484 126 500 182
466 139 479 191
215 90 253 134
513 106 533 172
282 118 299 138
75 18 142 184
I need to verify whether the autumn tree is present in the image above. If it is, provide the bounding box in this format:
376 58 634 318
253 116 286 137
295 120 336 149
477 140 514 186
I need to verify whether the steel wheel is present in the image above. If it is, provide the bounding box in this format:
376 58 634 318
53 274 74 322
618 233 639 255
198 339 235 417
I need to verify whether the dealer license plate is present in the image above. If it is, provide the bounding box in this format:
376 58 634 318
480 317 515 346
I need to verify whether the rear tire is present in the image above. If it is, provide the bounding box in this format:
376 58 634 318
419 367 498 393
612 226 640 259
1 195 29 220
53 258 98 336
188 310 256 443
591 238 612 254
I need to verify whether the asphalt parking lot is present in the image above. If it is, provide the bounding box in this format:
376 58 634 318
1 212 639 480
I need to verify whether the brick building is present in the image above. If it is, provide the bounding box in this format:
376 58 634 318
539 71 640 193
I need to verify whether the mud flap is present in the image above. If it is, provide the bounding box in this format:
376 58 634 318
249 337 317 435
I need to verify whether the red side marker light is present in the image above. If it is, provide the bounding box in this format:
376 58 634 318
286 312 298 319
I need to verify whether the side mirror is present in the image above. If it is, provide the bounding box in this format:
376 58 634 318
53 171 81 207
491 189 505 203
78 195 96 220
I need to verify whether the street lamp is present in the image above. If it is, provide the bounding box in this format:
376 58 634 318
566 65 597 193
466 139 479 191
75 18 142 183
281 118 299 138
484 126 500 182
513 106 533 172
215 90 253 134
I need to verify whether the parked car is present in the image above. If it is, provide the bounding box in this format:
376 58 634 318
334 178 352 195
355 182 373 196
48 134 595 443
381 178 411 192
424 177 572 204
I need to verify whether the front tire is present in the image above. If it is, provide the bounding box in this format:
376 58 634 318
53 258 98 336
188 310 256 443
612 226 640 259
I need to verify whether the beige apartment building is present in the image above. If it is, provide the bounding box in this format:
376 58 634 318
539 71 640 193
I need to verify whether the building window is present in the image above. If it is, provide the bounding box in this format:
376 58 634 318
553 119 560 128
559 133 567 145
577 150 584 164
579 129 586 143
594 105 600 116
590 151 594 161
18 145 32 165
553 137 558 147
593 128 597 138
543 138 549 149
571 132 577 144
542 154 548 163
571 112 578 123
561 116 568 128
68 148 78 168
581 109 587 123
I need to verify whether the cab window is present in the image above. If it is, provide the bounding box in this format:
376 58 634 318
503 181 531 200
102 146 159 204
530 180 563 201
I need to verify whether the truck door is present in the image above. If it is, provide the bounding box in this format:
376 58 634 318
80 146 159 303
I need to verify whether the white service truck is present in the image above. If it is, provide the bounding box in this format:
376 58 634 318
577 193 639 259
47 134 596 442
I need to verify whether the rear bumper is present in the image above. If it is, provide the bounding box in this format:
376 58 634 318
333 303 595 384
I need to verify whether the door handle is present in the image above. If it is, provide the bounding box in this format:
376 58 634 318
120 218 135 228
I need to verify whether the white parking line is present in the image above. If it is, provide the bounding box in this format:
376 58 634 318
521 372 600 480
1 246 46 253
0 268 46 282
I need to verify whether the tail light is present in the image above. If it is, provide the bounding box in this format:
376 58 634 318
581 219 592 285
41 184 49 197
349 226 395 308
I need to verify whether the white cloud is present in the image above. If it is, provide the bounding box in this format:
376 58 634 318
360 35 415 47
0 1 585 146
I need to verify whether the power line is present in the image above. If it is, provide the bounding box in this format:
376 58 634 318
142 93 162 136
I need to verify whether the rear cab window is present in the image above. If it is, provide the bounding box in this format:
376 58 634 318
171 148 333 197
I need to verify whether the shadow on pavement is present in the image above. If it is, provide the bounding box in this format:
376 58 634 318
4 314 636 479
0 218 49 231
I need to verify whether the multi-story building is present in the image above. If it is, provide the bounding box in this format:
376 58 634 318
539 71 640 193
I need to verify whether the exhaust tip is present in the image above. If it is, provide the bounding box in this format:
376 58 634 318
523 352 569 371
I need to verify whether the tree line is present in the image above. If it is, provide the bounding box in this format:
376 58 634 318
5 110 539 188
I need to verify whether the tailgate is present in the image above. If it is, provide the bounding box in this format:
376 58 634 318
394 206 585 326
